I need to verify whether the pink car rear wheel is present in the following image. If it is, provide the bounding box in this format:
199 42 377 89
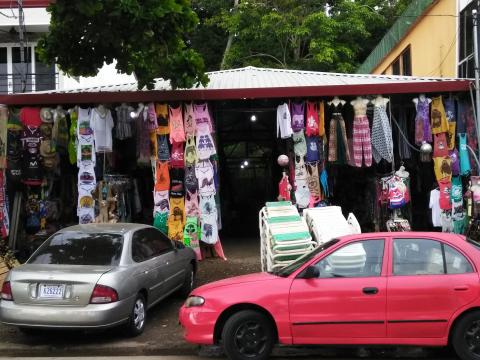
221 310 275 360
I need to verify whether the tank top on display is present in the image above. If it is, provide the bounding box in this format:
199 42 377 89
156 134 170 161
184 135 197 166
185 190 199 216
183 103 196 136
293 131 307 156
196 123 216 160
155 161 170 191
156 103 169 135
171 142 184 168
200 211 218 244
291 102 305 132
295 178 310 209
306 136 320 162
459 133 471 176
306 162 321 197
200 195 216 215
169 105 186 143
154 190 170 214
305 101 319 136
146 103 158 131
185 165 198 192
294 156 307 181
78 107 93 136
195 160 215 196
194 103 213 133
170 196 185 224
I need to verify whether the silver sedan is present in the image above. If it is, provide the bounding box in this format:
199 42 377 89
0 223 197 336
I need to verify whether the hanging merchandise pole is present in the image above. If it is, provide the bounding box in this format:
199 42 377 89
473 6 480 155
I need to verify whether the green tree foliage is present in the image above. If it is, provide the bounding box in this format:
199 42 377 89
197 0 411 72
37 0 209 90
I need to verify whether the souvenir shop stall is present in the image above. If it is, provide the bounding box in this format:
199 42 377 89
274 92 479 235
0 101 225 261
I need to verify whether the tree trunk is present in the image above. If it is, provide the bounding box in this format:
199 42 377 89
220 0 239 70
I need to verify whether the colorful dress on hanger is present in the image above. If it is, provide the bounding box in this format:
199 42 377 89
414 97 432 145
328 102 350 164
371 100 394 164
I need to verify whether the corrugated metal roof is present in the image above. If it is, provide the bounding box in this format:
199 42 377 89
0 66 472 105
47 66 468 94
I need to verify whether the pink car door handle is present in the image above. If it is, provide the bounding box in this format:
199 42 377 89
362 287 379 295
454 286 469 291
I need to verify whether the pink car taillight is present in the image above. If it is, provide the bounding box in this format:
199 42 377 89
1 281 13 301
89 284 118 304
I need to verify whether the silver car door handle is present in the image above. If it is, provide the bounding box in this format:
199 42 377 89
144 270 149 274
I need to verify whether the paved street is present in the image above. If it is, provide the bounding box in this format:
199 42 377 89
0 240 461 359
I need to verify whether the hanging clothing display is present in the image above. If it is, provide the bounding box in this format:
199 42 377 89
153 190 170 214
115 103 135 140
292 131 307 156
438 179 452 210
169 105 186 143
305 101 319 137
146 102 158 131
278 172 291 201
414 96 432 145
154 161 170 191
195 160 216 196
433 133 449 158
431 96 449 134
291 102 305 133
429 189 442 227
305 136 320 163
306 162 321 197
52 106 69 151
194 103 214 134
155 103 169 135
351 97 372 167
433 156 452 182
328 102 350 164
371 97 394 164
196 123 216 160
91 106 114 153
276 103 293 139
183 103 196 137
458 133 471 176
171 142 185 168
68 108 78 165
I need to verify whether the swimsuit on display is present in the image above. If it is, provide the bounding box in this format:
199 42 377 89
169 105 186 143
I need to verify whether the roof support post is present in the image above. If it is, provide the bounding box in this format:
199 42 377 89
473 4 480 156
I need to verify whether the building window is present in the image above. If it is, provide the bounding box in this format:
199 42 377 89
459 2 476 78
0 44 57 94
390 46 411 76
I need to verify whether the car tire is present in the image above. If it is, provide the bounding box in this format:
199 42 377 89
221 310 275 360
124 293 147 337
179 263 195 298
452 311 480 360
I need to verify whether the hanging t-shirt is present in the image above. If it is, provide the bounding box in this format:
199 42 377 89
78 162 96 185
429 189 442 227
276 103 293 139
447 122 456 150
450 149 460 176
294 156 307 181
183 103 196 137
79 207 95 225
433 133 448 158
451 176 463 202
68 108 78 165
169 196 185 225
77 107 93 136
184 135 197 166
200 211 218 244
77 135 96 164
459 133 471 176
78 183 95 218
90 107 114 153
196 123 216 160
153 190 170 214
291 102 305 133
195 160 216 196
20 107 42 127
170 168 185 197
185 190 200 217
155 103 169 135
156 134 170 161
306 136 320 162
7 129 22 182
154 161 170 191
170 141 184 169
167 215 184 241
439 179 452 210
278 174 291 201
294 178 310 209
431 96 449 135
433 156 452 182
293 131 307 156
185 165 198 193
184 216 199 248
305 101 320 137
153 211 168 234
306 162 321 197
200 195 216 215
22 154 42 186
194 103 214 134
146 103 158 131
169 105 186 143
22 126 42 156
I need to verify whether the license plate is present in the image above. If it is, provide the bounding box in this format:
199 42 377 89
39 284 65 299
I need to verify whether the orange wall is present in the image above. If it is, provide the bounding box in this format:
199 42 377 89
372 0 457 77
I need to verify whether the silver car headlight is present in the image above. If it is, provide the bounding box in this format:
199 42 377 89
185 295 205 308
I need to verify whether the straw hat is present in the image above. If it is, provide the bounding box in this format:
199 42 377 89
40 107 53 123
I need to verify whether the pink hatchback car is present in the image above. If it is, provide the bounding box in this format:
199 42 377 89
180 232 480 360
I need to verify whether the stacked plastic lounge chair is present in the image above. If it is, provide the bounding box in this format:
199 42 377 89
259 201 316 272
303 206 361 245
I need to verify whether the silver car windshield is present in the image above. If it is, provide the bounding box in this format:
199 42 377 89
27 232 124 266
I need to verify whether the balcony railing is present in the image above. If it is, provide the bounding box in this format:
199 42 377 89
0 72 59 94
